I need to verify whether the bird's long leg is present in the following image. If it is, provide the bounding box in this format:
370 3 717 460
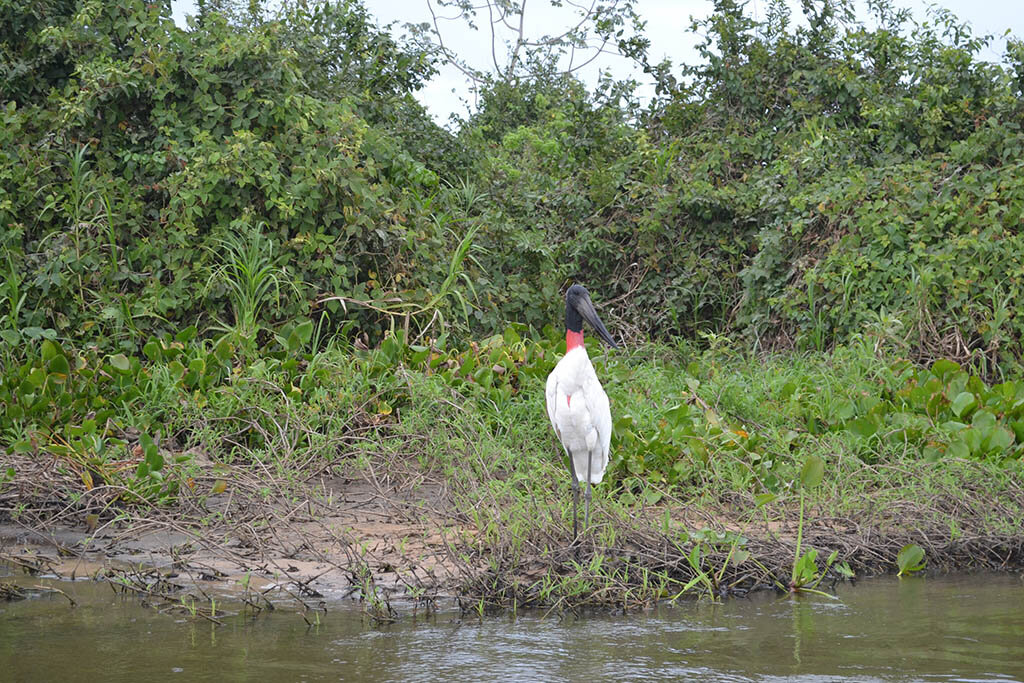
584 450 593 532
567 448 579 540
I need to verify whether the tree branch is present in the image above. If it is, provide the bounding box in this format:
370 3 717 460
422 0 645 92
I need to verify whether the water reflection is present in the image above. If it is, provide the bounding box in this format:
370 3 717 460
0 572 1021 682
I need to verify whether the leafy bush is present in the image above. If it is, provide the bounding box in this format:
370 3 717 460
850 358 1024 464
5 0 1024 369
0 0 468 355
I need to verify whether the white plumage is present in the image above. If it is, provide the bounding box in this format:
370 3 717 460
545 346 612 485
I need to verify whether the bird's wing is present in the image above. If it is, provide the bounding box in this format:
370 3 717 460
581 374 613 459
545 370 560 438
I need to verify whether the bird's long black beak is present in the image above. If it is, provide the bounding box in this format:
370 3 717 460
576 295 618 349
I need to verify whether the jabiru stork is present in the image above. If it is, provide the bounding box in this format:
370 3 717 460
545 284 618 539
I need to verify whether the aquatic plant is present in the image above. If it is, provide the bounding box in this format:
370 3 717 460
897 544 926 577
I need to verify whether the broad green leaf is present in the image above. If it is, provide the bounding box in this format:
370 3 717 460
731 549 751 566
780 381 797 399
985 427 1014 454
834 561 855 578
175 325 198 343
1010 420 1024 444
800 455 825 489
502 326 521 346
40 339 58 361
139 433 157 458
143 340 162 361
27 367 46 388
147 450 164 471
835 399 857 420
48 354 70 375
168 360 185 380
109 353 131 372
971 409 996 430
293 320 313 344
380 334 404 363
794 549 819 583
458 354 477 375
963 429 983 454
950 392 976 418
643 487 663 505
847 416 878 438
896 543 925 576
687 545 701 569
214 338 233 362
931 359 960 380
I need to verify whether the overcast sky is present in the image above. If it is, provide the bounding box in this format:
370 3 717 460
170 1 1023 126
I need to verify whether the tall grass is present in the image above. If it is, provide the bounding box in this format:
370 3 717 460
205 224 295 356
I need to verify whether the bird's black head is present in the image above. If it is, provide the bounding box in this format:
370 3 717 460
565 284 618 348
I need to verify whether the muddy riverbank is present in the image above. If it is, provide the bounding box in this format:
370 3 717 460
3 447 1023 613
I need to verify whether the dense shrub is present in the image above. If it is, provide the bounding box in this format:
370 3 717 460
3 0 1023 373
0 0 463 352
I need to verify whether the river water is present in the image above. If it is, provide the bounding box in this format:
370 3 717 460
1 572 1021 682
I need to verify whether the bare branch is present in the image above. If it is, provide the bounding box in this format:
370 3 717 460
486 1 502 76
427 0 487 84
531 0 602 48
423 0 645 94
564 34 612 73
507 0 528 78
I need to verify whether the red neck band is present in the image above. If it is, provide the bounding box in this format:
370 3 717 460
566 329 584 351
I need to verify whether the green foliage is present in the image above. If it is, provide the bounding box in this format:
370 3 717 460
667 1 1024 362
364 325 542 423
601 342 1024 507
789 454 833 595
612 394 774 500
896 543 926 577
0 0 463 353
846 359 1024 464
0 324 242 501
1 339 140 446
425 0 1024 356
6 0 1024 368
800 454 825 489
205 224 294 358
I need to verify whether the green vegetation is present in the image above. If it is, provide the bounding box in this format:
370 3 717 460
2 0 1024 609
897 543 927 577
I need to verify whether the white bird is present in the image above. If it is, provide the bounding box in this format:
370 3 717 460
545 284 618 538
